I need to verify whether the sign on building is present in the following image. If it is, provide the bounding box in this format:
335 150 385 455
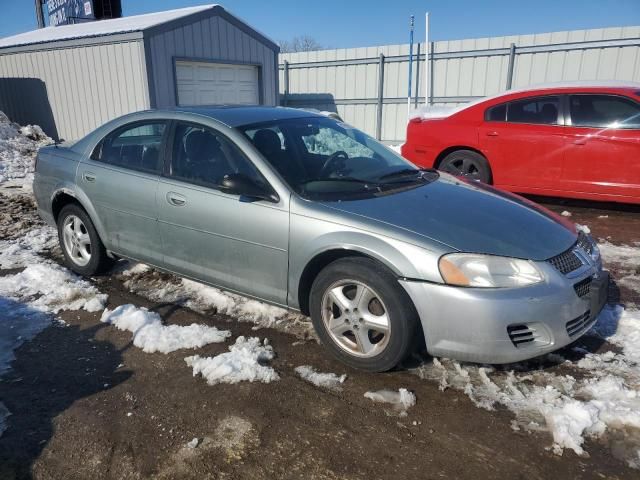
47 0 95 27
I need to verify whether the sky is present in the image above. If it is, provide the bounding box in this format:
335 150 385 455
1 0 639 48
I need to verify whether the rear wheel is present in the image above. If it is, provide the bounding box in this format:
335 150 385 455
309 257 420 372
57 204 114 276
439 149 492 183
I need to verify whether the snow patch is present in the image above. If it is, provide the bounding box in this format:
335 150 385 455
561 210 572 217
413 306 640 467
118 262 313 337
100 304 231 354
295 365 346 390
0 225 57 269
364 388 416 417
0 110 53 189
0 262 107 314
185 336 279 385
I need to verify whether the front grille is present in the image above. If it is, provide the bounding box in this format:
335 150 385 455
507 324 535 347
576 232 594 255
566 310 592 337
547 249 583 275
574 276 592 298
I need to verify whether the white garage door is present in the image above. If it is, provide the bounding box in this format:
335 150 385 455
175 60 260 106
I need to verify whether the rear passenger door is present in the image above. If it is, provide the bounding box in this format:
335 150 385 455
78 121 166 264
157 121 289 305
479 95 566 190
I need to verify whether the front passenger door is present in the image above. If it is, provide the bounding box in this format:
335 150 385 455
157 122 290 305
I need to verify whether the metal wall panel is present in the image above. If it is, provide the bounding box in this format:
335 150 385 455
0 40 149 140
147 15 278 108
280 26 640 143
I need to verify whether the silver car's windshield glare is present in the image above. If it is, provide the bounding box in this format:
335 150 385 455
240 116 438 200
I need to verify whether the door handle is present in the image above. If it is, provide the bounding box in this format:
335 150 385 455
486 131 499 137
82 172 96 182
166 192 186 206
573 138 587 145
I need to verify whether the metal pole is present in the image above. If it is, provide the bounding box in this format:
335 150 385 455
414 42 421 108
407 15 414 116
376 53 385 141
429 41 434 105
34 0 45 28
506 43 516 90
424 12 430 106
283 60 289 107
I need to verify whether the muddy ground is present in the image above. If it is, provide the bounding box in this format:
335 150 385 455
0 192 639 480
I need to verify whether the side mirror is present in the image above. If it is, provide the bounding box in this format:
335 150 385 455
220 173 278 203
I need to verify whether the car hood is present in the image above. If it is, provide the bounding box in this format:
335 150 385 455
320 174 577 261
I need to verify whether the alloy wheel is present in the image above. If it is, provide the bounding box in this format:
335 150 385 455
62 215 92 267
321 279 391 357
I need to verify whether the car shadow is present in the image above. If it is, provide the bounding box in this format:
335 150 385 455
0 298 132 480
522 194 640 214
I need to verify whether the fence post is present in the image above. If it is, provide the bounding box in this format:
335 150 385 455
414 42 421 108
283 60 290 106
506 43 516 90
429 41 434 105
376 53 385 141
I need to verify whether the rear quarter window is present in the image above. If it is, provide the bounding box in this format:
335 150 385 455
485 104 507 122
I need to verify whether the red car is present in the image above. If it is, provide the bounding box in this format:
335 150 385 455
401 82 640 204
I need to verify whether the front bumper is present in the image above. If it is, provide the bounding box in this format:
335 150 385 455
400 260 608 364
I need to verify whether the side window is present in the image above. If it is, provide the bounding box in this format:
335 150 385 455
569 94 640 129
485 104 506 122
507 96 560 125
169 122 265 188
91 122 166 173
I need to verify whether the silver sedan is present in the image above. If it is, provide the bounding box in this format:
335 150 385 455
33 106 608 371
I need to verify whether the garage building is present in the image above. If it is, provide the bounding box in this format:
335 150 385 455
0 4 279 141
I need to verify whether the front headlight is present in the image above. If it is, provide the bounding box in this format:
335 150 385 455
438 253 544 288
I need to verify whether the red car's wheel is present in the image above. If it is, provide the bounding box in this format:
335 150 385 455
439 150 492 184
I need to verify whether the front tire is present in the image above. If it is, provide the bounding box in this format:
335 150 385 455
439 149 492 183
309 257 420 372
57 204 113 276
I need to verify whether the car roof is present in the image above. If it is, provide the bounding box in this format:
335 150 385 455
410 81 640 120
163 105 322 128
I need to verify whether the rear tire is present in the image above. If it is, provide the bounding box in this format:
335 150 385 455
57 204 114 276
439 149 492 183
309 257 420 372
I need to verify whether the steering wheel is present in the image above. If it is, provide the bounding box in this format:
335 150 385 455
319 151 349 177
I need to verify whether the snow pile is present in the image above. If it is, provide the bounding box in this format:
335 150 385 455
295 365 347 390
100 304 231 354
599 241 640 292
0 225 57 269
0 111 52 188
561 210 572 217
0 262 107 314
185 336 279 385
413 306 640 467
364 388 416 417
117 262 312 337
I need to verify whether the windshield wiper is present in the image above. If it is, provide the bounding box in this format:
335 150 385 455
302 176 383 191
378 168 440 184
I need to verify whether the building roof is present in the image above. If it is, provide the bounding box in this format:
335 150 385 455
0 4 277 51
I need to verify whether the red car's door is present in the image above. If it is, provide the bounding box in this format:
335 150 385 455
479 95 566 190
563 94 640 201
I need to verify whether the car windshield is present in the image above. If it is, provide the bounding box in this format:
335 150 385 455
240 116 437 200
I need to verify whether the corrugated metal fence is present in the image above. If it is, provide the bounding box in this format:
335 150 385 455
279 26 640 143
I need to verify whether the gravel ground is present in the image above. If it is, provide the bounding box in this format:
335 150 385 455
0 192 638 480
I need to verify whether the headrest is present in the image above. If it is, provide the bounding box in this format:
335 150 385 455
253 129 282 157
